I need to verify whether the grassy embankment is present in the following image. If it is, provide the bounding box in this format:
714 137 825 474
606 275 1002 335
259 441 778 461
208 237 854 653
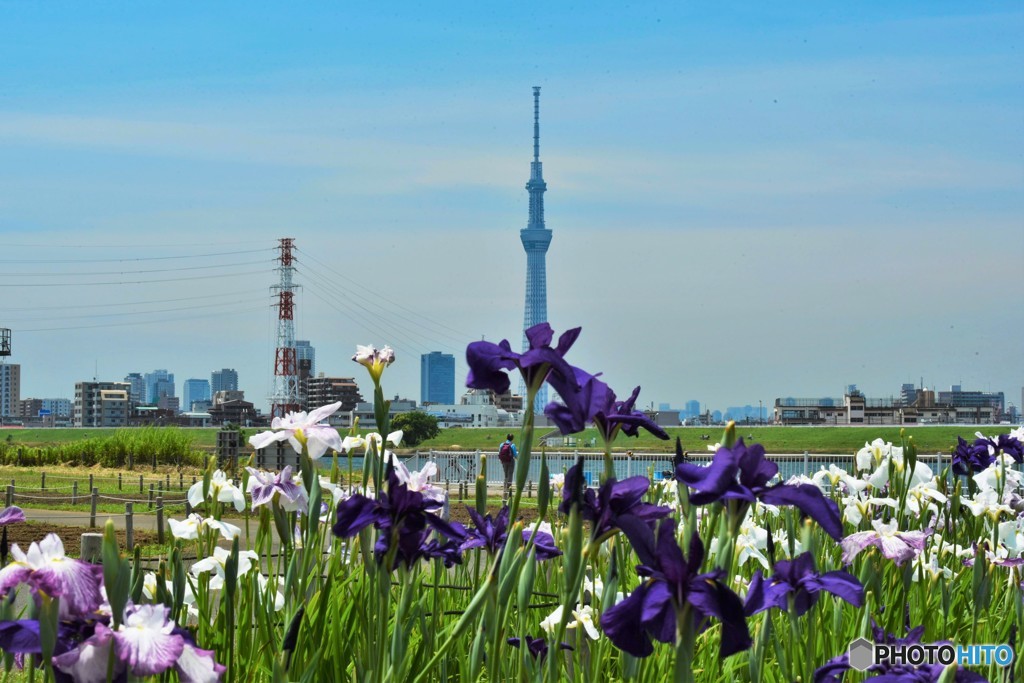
1 423 998 458
417 424 988 455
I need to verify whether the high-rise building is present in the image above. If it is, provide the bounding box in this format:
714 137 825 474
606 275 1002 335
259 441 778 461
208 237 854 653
211 369 239 394
74 381 130 427
183 379 212 413
520 87 553 412
421 352 456 405
304 374 364 414
295 341 315 377
124 373 145 406
0 364 19 418
144 370 174 405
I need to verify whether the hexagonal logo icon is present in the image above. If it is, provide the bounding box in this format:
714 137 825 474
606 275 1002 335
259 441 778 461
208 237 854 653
848 638 875 671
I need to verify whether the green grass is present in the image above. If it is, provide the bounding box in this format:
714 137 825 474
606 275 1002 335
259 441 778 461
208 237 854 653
1 427 220 450
416 424 988 455
0 423 1005 459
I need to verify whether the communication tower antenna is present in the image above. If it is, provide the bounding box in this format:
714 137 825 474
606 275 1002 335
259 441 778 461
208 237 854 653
269 238 301 418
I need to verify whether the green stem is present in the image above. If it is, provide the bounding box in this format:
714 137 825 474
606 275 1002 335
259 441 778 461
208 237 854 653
673 604 696 683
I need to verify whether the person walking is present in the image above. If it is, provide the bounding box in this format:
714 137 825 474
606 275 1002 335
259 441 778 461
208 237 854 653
498 433 518 500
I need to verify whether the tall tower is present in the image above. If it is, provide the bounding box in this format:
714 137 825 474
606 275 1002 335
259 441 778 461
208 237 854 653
520 87 553 412
269 238 301 418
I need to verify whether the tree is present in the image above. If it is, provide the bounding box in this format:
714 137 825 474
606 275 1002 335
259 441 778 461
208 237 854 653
390 411 440 447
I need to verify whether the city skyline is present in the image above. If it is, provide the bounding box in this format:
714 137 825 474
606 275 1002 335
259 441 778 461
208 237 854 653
0 3 1021 415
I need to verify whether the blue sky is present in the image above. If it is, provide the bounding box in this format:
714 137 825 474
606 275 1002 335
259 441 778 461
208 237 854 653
1 2 1021 415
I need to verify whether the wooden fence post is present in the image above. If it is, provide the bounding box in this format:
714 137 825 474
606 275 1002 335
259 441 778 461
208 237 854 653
41 472 45 490
88 474 94 493
156 496 164 544
118 473 122 491
72 481 78 505
139 475 144 493
90 488 98 528
148 483 154 510
125 503 134 551
5 485 12 508
165 474 170 491
178 472 183 491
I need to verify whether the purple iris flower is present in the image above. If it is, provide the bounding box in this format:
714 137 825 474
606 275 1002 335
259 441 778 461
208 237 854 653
600 516 751 659
814 624 989 683
465 322 581 396
0 620 42 655
333 466 466 571
246 466 308 512
460 505 511 555
675 439 843 541
420 538 464 568
744 552 863 617
506 635 573 661
996 433 1024 462
544 367 669 442
522 528 562 560
559 458 671 542
459 505 561 560
952 436 996 476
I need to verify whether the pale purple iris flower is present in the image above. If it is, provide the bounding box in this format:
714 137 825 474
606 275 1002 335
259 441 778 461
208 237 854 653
248 402 343 460
466 322 581 396
840 519 932 566
246 466 308 512
52 603 224 683
0 507 24 527
0 533 104 620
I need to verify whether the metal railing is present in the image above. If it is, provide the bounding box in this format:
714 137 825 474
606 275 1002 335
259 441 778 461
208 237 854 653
379 449 961 486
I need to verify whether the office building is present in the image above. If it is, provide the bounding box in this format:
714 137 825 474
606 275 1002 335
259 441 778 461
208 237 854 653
304 375 363 414
74 381 130 427
211 368 239 394
295 341 315 377
183 379 212 413
421 352 455 405
144 369 174 405
124 373 145 406
0 364 19 418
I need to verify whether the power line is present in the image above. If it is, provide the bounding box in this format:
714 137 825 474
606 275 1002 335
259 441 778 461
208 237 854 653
14 304 270 332
0 269 267 287
297 259 468 348
0 258 272 277
1 297 266 324
301 284 427 361
295 247 472 341
0 289 256 312
0 248 274 263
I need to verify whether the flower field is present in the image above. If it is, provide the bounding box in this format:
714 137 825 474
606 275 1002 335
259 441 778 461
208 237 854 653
0 325 1020 682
